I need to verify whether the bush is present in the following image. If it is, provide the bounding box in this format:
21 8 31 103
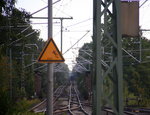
0 90 12 115
7 98 41 115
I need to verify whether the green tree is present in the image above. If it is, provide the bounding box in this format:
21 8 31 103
73 36 150 106
0 56 13 115
0 0 45 100
54 63 69 87
72 42 93 100
0 1 48 114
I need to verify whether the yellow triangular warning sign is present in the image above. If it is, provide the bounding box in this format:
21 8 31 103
37 38 65 63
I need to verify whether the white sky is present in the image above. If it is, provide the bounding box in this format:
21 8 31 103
16 0 93 70
15 0 150 70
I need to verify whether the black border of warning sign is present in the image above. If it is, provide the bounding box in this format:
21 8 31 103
37 38 65 63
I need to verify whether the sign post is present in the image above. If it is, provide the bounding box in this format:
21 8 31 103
47 0 53 115
37 1 64 115
37 1 65 115
37 0 64 115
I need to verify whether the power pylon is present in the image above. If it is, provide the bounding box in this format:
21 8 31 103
93 0 123 115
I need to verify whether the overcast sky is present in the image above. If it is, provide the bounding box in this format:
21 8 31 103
15 0 150 70
15 0 93 70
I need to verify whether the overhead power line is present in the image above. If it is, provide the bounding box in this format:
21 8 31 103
140 0 148 8
9 30 37 46
63 31 90 55
30 0 61 16
65 18 92 28
29 16 73 19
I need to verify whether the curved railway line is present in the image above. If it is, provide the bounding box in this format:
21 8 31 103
29 82 92 115
29 82 150 115
67 83 90 115
29 84 67 113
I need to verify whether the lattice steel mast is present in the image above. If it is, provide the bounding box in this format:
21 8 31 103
93 0 123 114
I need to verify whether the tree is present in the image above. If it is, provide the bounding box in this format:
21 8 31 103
0 0 45 100
54 63 69 87
73 35 150 106
0 0 15 15
0 55 13 115
0 1 50 114
72 42 93 100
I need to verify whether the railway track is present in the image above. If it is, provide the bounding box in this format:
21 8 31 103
67 83 90 115
103 107 150 115
29 82 92 115
29 84 67 113
29 82 150 115
54 82 91 115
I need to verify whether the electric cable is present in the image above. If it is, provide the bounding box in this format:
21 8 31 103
63 31 90 55
140 0 148 8
65 18 92 28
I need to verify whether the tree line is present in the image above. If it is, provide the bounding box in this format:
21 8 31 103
73 29 150 107
0 1 69 114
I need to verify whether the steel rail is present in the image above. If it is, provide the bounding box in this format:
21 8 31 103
73 86 89 115
29 84 66 113
53 85 66 104
68 83 75 115
67 82 90 115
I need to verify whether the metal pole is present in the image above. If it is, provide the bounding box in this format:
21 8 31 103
8 18 13 100
60 17 73 53
113 0 123 114
32 53 34 76
9 47 12 100
139 37 142 62
60 19 63 53
93 0 103 114
21 50 26 97
47 0 53 115
8 15 13 100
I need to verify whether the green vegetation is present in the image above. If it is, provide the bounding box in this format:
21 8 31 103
123 37 150 107
74 35 150 107
0 0 69 114
54 63 69 88
7 99 43 115
73 42 92 100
